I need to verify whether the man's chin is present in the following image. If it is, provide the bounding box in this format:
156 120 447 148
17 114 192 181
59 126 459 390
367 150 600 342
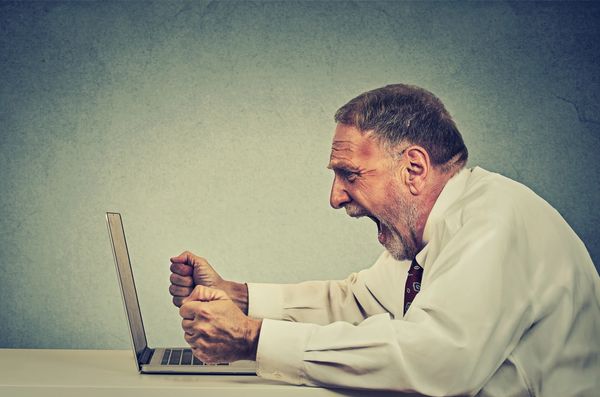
381 234 412 261
386 247 411 261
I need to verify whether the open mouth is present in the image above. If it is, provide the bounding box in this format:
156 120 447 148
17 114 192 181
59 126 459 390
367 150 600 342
366 215 381 233
347 208 387 245
367 215 386 244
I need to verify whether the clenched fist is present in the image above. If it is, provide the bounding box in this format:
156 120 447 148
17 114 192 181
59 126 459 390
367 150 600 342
169 251 249 313
180 285 262 363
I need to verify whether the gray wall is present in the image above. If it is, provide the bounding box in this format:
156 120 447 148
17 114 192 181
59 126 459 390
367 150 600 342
1 1 598 349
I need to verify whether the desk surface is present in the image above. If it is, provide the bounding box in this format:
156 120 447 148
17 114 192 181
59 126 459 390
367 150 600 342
0 349 416 397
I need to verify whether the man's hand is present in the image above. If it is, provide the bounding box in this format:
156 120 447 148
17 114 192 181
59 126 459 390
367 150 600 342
169 251 225 306
179 285 262 363
169 251 248 313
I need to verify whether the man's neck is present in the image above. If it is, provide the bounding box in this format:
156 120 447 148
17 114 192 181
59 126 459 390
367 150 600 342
414 169 456 251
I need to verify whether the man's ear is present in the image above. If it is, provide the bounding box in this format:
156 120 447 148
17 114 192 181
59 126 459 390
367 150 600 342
402 145 430 195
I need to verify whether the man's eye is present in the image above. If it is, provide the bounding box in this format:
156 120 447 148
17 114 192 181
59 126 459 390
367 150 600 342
341 171 359 182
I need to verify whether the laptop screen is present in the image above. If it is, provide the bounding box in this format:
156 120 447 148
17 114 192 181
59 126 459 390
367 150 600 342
106 212 148 359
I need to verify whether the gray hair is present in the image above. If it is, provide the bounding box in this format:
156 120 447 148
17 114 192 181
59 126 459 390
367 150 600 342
334 84 468 172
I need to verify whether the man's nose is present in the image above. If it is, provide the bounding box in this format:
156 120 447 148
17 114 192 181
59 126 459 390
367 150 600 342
330 176 351 209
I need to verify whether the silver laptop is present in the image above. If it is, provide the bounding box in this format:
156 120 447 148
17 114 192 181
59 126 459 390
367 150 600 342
106 212 256 374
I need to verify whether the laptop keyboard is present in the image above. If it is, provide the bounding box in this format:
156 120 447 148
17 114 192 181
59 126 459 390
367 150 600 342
160 349 229 366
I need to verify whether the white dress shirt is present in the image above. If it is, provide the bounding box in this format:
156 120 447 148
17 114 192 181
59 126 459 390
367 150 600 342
247 167 600 396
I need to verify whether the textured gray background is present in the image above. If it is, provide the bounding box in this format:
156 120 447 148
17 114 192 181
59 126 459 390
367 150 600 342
1 1 599 349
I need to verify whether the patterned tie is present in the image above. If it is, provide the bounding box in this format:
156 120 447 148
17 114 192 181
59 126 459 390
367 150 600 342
404 258 423 315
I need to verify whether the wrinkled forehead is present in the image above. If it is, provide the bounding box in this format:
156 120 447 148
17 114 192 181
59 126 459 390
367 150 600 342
330 124 379 160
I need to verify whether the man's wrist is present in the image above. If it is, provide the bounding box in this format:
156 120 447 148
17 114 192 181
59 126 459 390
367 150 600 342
245 318 262 361
221 280 249 314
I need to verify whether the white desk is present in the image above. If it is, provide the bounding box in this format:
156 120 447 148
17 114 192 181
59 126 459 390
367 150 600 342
0 349 420 397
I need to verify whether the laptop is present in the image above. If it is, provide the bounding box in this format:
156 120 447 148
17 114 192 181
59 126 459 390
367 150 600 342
106 211 256 374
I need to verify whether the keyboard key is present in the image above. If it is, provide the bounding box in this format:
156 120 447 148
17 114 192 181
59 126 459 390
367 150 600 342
161 349 171 365
169 349 182 365
181 349 192 365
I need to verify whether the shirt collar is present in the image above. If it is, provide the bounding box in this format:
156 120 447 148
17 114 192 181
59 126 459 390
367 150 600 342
416 167 472 264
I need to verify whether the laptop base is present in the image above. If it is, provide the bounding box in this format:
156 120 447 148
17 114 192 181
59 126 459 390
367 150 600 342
143 347 256 374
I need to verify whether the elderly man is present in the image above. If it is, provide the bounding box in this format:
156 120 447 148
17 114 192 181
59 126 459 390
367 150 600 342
169 84 599 396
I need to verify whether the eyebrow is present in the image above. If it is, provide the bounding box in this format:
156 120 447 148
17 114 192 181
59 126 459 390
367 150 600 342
326 159 360 172
331 140 355 151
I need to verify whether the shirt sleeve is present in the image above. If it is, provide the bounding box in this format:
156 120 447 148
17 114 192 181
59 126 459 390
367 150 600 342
248 251 409 325
254 216 533 396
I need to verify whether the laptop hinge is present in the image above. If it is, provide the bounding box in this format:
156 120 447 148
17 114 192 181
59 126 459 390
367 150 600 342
139 347 154 365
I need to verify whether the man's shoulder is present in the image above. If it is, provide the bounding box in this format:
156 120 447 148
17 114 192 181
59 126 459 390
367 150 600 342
451 166 552 226
466 166 526 197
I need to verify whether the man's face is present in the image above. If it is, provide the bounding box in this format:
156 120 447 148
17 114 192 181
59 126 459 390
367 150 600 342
328 123 419 261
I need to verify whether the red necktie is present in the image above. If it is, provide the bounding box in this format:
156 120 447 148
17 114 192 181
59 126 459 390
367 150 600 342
404 258 423 315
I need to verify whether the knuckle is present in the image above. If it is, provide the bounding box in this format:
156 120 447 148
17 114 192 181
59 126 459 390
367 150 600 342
184 251 197 262
170 263 182 274
171 285 192 297
173 274 193 287
194 351 208 362
192 285 205 296
172 263 193 276
199 308 211 319
193 305 205 317
195 338 209 350
193 323 206 334
186 304 207 319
